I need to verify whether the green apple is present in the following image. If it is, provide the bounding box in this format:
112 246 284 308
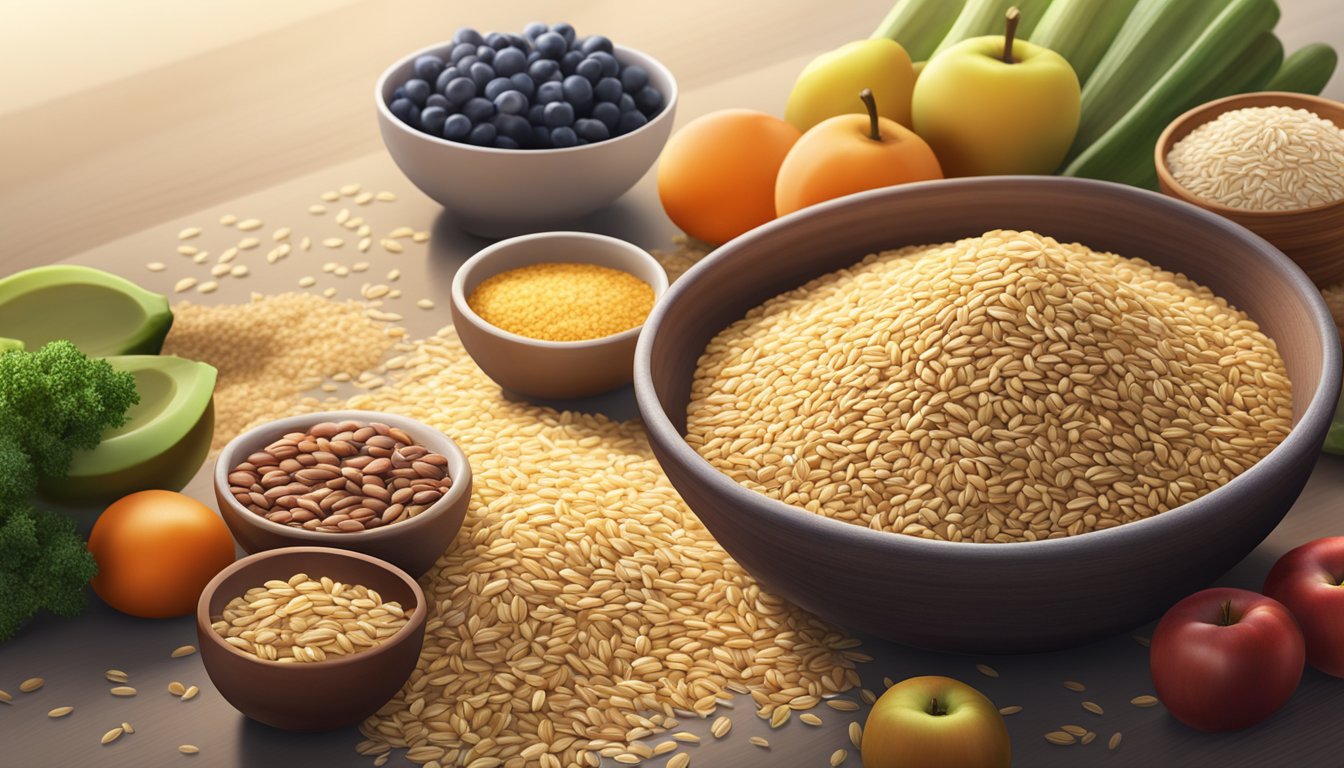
861 676 1011 768
911 10 1079 176
786 38 915 133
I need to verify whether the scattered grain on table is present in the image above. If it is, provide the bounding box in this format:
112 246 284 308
110 686 136 697
711 717 733 739
826 698 859 712
20 677 44 693
345 216 364 230
171 645 197 658
848 721 862 748
412 231 429 243
219 247 238 264
667 754 689 768
238 237 260 250
389 227 414 239
324 237 345 249
321 191 340 202
178 227 201 240
416 299 435 310
1109 732 1122 750
237 218 263 231
1045 731 1075 746
146 262 166 272
301 236 312 251
273 226 291 241
353 261 370 272
1061 724 1088 737
1063 681 1086 693
220 214 238 226
999 705 1022 716
105 669 128 683
168 682 186 696
1131 695 1159 707
1082 701 1104 715
180 745 200 755
231 265 249 278
381 239 404 254
830 749 847 766
177 245 198 256
355 192 374 205
197 281 218 294
101 727 124 745
309 204 327 215
48 706 73 718
193 251 209 264
340 183 361 196
182 685 199 701
299 276 317 288
359 238 373 252
0 689 12 703
859 688 876 705
976 663 999 678
800 713 823 726
1081 731 1096 745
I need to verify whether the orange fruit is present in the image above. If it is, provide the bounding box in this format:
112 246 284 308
89 490 236 618
657 109 801 245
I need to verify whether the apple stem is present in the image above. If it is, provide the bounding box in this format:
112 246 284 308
859 89 881 141
1002 7 1021 64
927 697 947 716
1220 600 1234 626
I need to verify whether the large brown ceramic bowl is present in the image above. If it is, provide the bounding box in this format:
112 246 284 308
634 176 1341 653
196 546 427 731
215 410 472 577
1156 91 1344 287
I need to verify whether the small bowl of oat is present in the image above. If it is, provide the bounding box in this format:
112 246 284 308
214 410 472 577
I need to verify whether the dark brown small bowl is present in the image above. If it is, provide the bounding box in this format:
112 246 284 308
196 546 427 731
215 410 472 577
635 176 1341 653
1156 91 1344 287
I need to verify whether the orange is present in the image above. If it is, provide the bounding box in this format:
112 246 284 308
657 109 801 245
89 490 236 618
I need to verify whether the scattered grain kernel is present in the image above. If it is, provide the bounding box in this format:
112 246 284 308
976 663 999 678
238 237 261 250
748 737 769 749
335 266 351 277
345 216 364 230
168 682 186 696
416 299 435 310
0 689 12 703
359 238 372 252
1130 695 1159 708
219 214 238 226
412 231 429 242
110 686 137 697
219 247 238 264
231 265 250 278
1109 732 1122 750
193 251 210 264
237 218 263 231
1063 680 1086 692
352 261 370 272
998 705 1022 716
321 190 340 202
105 670 128 683
769 705 789 728
322 287 337 298
800 713 822 726
299 276 317 288
48 706 73 718
1045 731 1075 746
388 289 401 299
710 716 731 739
1061 725 1088 737
180 745 200 755
301 236 312 251
613 755 640 765
387 269 401 281
1081 731 1097 745
211 263 231 277
381 239 404 254
309 204 327 215
147 262 166 272
177 245 199 256
324 238 345 249
198 281 219 295
830 749 847 767
1082 701 1104 715
388 226 414 239
340 183 361 196
355 192 375 205
121 722 134 734
273 227 291 241
672 732 699 744
21 677 45 693
178 227 202 240
182 685 199 701
667 754 689 768
826 698 859 712
101 727 124 745
848 722 862 749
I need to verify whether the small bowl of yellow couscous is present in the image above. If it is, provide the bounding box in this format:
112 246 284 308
450 231 668 399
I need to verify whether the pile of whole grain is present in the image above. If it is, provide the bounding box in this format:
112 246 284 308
1166 105 1344 211
686 230 1293 543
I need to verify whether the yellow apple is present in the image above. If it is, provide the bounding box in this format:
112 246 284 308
785 39 915 133
862 676 1011 768
911 17 1079 177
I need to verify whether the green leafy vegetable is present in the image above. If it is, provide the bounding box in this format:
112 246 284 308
1325 390 1344 456
0 341 138 640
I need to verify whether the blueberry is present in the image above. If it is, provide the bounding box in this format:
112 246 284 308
485 32 509 50
506 34 531 52
544 101 575 127
580 35 613 55
551 23 576 47
537 81 564 104
403 78 431 106
450 42 476 63
443 113 472 141
475 45 495 64
591 101 621 130
509 73 536 99
535 32 567 59
414 55 444 82
457 54 478 71
426 94 450 110
577 138 590 146
454 27 484 46
494 47 527 77
617 109 648 135
619 64 649 93
594 77 622 102
470 62 496 89
575 118 610 142
393 85 405 100
529 59 559 81
635 85 663 115
468 122 497 146
524 21 549 39
562 74 593 104
576 57 603 83
495 113 531 144
527 50 542 65
420 106 448 135
435 68 455 93
494 90 529 115
463 97 496 123
589 51 619 78
550 125 578 148
484 77 514 100
494 136 520 149
444 76 476 105
618 93 637 113
527 103 546 125
531 125 552 148
560 50 584 76
389 97 419 126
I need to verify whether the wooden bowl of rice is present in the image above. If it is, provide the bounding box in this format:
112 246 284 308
634 176 1341 652
1156 91 1344 287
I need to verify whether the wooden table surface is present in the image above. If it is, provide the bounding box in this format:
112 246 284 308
2 1 1343 767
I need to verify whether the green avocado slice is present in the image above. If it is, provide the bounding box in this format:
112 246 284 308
0 265 173 356
40 355 217 504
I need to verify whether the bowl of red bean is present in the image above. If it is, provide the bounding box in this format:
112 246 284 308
213 411 472 577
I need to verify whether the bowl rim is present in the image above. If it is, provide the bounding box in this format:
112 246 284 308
195 545 428 669
1155 90 1344 218
634 175 1342 559
214 409 473 544
374 41 679 155
450 230 670 350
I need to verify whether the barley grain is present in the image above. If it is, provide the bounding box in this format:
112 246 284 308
321 191 340 202
101 727 124 745
416 299 435 310
48 706 73 717
830 749 847 766
177 245 198 256
198 281 219 294
180 745 200 754
1082 701 1104 715
1130 695 1159 708
147 262 166 272
238 218 263 231
309 204 327 215
20 677 44 693
976 663 999 678
179 227 202 240
848 722 862 748
381 239 404 254
1063 681 1086 693
1109 732 1122 750
169 682 186 696
219 214 238 225
340 183 361 196
1061 725 1088 737
800 713 823 726
324 238 345 249
826 699 859 712
0 689 11 703
749 737 769 749
711 717 732 738
1045 731 1075 746
182 686 199 701
998 706 1022 716
110 686 136 697
667 754 690 768
105 669 128 683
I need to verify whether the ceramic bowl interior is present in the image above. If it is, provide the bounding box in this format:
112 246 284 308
1155 91 1344 286
450 231 669 400
635 175 1341 652
214 410 472 577
196 546 427 731
375 42 678 237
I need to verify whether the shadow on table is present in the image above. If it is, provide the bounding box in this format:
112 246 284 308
235 716 375 766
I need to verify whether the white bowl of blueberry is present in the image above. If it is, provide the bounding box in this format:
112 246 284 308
376 22 677 236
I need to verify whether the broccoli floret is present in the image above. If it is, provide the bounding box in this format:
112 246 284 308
0 340 139 499
0 504 97 641
0 341 138 639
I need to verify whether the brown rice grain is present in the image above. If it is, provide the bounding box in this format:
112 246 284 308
1109 732 1122 750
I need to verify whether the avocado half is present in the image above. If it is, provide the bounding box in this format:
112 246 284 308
0 265 173 356
39 355 217 504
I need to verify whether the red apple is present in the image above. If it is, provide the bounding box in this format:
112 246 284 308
861 675 1011 768
1264 536 1344 677
1150 587 1304 731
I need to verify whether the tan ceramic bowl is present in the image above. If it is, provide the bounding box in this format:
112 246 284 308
196 546 427 731
450 231 669 400
375 42 677 237
1156 91 1344 287
214 410 472 577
